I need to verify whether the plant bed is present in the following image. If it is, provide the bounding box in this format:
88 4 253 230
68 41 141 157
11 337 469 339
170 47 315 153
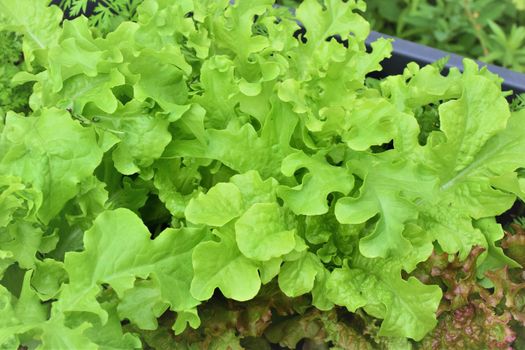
0 0 525 349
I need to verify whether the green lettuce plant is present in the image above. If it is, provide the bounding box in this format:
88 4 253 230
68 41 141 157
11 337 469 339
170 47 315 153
0 0 524 348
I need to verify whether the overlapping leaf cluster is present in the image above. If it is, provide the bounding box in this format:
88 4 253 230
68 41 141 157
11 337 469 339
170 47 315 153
1 0 525 348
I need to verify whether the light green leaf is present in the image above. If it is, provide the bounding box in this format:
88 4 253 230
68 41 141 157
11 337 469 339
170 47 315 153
311 266 335 311
0 272 98 350
418 201 486 260
167 101 298 179
173 308 201 335
59 209 206 320
0 175 43 272
417 84 525 258
84 302 142 350
327 256 441 341
0 109 103 223
31 259 68 301
0 175 41 227
185 182 243 226
279 151 354 215
64 176 109 230
39 319 98 350
97 101 173 175
342 98 401 151
41 70 125 114
475 218 520 278
117 278 169 330
380 63 461 111
153 158 202 218
438 108 525 212
335 155 437 266
191 225 261 301
1 222 43 270
235 202 295 261
0 0 62 68
130 50 189 112
296 0 369 44
259 257 283 284
230 170 278 208
278 252 322 297
206 0 272 59
427 69 510 188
